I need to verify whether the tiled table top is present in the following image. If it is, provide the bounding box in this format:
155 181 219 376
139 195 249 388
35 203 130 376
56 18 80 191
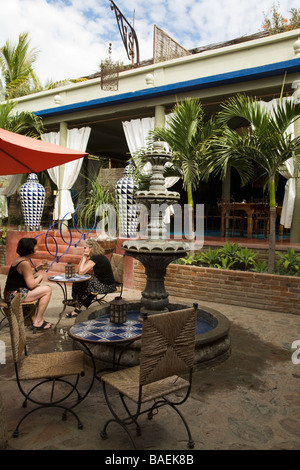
69 314 143 343
48 274 91 283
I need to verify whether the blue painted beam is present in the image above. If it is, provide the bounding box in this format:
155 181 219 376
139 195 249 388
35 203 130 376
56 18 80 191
35 58 300 118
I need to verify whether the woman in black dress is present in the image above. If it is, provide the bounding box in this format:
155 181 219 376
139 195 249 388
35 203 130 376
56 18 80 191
69 239 116 317
4 237 52 330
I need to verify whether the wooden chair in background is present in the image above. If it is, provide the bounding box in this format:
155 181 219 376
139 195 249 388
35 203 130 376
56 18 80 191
90 253 125 306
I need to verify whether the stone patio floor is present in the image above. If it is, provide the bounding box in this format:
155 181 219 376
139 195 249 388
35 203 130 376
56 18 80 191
1 273 300 452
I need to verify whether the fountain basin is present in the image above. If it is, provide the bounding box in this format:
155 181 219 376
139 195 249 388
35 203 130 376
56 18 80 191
74 302 231 370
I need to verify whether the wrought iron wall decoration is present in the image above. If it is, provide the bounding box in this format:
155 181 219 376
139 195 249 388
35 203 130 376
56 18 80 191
109 0 140 66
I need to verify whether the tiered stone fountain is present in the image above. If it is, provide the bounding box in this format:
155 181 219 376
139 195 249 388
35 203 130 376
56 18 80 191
122 141 189 316
79 142 231 369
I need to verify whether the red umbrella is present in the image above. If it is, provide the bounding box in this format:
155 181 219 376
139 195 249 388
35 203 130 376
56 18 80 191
0 128 88 175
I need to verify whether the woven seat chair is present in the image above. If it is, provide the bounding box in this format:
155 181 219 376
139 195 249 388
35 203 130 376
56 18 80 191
0 285 38 328
90 253 125 305
0 298 7 329
4 294 87 437
100 304 198 449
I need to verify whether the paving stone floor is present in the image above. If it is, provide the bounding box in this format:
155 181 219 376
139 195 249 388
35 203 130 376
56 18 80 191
0 273 300 452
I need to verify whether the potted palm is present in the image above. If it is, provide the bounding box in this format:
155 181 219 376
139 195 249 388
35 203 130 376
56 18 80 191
74 174 117 250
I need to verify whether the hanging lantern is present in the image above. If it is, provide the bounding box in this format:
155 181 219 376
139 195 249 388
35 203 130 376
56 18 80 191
65 262 75 278
109 296 128 324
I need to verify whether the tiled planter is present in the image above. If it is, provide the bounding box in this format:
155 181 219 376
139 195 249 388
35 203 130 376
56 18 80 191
133 262 300 315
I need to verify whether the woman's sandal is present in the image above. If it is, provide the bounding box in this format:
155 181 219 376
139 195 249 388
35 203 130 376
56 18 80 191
66 308 81 318
33 321 52 331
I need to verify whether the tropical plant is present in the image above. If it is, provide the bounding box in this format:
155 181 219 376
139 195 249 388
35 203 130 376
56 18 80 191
195 247 222 267
210 93 300 273
179 253 195 265
172 244 300 276
214 255 237 270
234 246 258 270
0 32 41 98
149 98 219 210
0 99 43 135
275 248 300 275
74 174 117 234
219 241 241 259
251 260 268 273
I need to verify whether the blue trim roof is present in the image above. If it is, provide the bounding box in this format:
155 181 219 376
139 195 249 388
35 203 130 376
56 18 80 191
36 58 300 118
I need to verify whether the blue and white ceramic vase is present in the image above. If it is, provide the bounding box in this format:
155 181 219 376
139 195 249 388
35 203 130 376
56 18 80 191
19 173 45 230
116 164 139 238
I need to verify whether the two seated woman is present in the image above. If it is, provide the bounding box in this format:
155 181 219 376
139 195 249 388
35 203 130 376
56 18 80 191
3 236 116 326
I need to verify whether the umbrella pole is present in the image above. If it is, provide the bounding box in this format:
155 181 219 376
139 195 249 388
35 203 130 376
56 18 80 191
59 123 68 232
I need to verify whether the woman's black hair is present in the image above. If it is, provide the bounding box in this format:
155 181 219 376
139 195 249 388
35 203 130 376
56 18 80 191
16 238 37 257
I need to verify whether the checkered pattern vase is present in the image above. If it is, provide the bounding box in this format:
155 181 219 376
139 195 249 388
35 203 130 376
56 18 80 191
116 164 139 238
19 173 45 230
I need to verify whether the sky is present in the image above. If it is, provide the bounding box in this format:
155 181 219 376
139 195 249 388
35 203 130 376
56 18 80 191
0 0 299 86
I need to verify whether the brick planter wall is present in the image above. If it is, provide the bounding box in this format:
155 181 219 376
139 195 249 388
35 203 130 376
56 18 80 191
133 262 300 315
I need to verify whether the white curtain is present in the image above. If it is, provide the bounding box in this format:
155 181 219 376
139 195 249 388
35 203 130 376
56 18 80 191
122 117 181 224
41 127 91 220
0 174 22 218
122 117 180 189
280 158 295 228
260 98 295 229
122 117 154 157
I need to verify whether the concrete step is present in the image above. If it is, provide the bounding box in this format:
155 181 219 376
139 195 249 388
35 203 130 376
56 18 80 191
33 251 82 263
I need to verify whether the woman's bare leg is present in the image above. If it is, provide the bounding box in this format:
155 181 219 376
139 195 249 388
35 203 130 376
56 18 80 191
23 284 52 327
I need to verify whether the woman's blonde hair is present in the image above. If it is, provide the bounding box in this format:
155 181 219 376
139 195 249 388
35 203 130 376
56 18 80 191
85 239 105 256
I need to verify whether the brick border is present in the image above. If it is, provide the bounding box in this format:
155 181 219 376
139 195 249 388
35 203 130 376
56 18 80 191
133 262 300 315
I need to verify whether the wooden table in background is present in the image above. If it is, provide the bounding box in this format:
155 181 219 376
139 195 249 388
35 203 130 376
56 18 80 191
218 202 282 238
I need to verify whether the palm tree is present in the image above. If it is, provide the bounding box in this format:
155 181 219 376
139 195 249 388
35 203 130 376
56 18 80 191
211 94 300 273
149 98 219 242
0 99 43 135
0 32 41 98
150 98 218 208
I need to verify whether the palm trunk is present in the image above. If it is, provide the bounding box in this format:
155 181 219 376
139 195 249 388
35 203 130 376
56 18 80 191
268 177 276 273
187 184 194 240
187 184 195 257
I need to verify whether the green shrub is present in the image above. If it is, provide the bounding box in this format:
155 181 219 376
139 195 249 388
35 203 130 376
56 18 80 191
171 243 300 276
275 248 300 276
234 246 258 270
251 260 268 273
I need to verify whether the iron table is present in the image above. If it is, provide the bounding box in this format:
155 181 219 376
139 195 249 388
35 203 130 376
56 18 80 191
48 274 91 330
68 315 143 378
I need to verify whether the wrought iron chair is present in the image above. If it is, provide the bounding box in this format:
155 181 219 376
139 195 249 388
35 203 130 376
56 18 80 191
100 305 198 449
4 294 87 437
90 253 125 305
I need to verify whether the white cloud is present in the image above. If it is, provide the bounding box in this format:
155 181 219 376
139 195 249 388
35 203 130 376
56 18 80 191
0 0 299 85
